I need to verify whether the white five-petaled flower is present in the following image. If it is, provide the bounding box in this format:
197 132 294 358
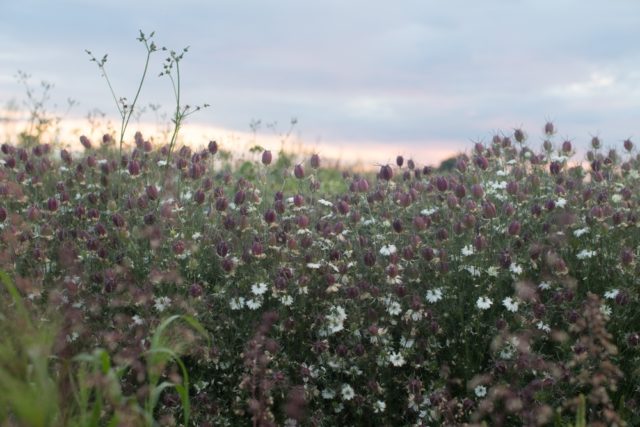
573 227 589 237
536 321 551 333
229 297 245 310
604 289 620 300
474 385 487 398
576 249 597 260
318 199 333 207
387 301 402 316
509 263 523 275
556 197 567 208
154 296 171 312
388 351 406 367
476 296 493 310
321 388 336 400
251 282 268 296
426 288 443 303
502 297 519 313
538 281 551 290
373 400 386 413
461 245 475 256
246 298 262 310
132 315 144 326
379 244 397 256
341 384 355 401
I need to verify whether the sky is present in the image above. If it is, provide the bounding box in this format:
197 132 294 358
1 0 640 166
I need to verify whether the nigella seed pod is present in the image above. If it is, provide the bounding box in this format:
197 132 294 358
621 248 634 265
264 209 276 224
396 155 404 167
562 140 572 153
421 246 435 261
544 121 555 135
392 218 403 233
549 161 561 175
623 138 634 152
79 135 92 149
215 197 228 212
275 199 286 214
363 250 376 267
223 215 236 230
482 201 497 219
474 234 487 251
94 222 107 237
456 158 467 172
47 197 58 212
436 176 448 192
514 128 525 143
357 178 369 192
293 163 304 179
475 155 489 170
216 241 229 257
508 220 521 236
221 257 235 272
310 153 320 168
447 194 458 209
189 282 204 297
471 184 484 199
0 206 6 222
627 333 640 347
143 213 155 225
338 200 350 215
194 189 205 205
407 159 415 170
379 164 393 181
436 228 449 241
111 213 125 228
261 150 273 165
545 199 556 211
454 184 466 198
146 185 158 200
463 213 476 228
294 194 305 207
208 140 218 154
128 160 141 176
591 136 601 149
60 149 72 165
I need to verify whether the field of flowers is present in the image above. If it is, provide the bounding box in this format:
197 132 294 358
1 120 639 426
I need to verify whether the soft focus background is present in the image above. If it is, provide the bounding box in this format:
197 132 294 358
1 0 640 166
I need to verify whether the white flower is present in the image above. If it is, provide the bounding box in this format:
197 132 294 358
538 281 551 290
536 321 551 333
306 263 322 269
132 315 144 326
373 400 386 413
474 385 487 398
502 297 519 313
604 289 620 300
246 298 262 310
251 282 268 296
327 305 347 334
576 249 597 260
461 245 475 256
556 197 567 208
611 194 623 204
420 207 437 216
600 304 612 317
464 265 482 277
476 296 493 310
154 296 171 312
157 160 168 166
400 336 415 349
341 384 355 401
388 351 406 367
229 297 245 310
379 244 397 256
321 388 336 400
280 295 293 306
509 263 523 275
66 331 79 343
318 199 333 207
426 288 443 303
486 266 500 277
387 301 402 316
191 232 202 240
573 227 589 237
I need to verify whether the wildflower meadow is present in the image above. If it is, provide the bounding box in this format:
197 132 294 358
1 32 639 427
